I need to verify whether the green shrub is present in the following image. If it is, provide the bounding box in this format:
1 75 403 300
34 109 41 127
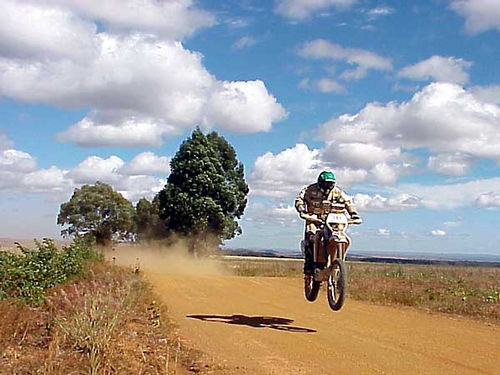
0 237 101 304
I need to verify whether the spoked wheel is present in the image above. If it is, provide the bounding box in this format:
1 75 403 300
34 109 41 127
327 259 347 311
304 275 321 302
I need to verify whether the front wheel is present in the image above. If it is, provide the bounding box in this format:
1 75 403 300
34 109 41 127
304 275 321 302
327 259 347 311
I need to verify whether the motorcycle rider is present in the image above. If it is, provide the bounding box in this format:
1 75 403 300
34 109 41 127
294 171 360 277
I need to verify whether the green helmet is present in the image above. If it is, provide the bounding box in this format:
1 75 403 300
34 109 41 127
318 170 336 190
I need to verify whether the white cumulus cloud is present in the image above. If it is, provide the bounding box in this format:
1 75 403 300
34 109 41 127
68 156 125 184
298 78 345 93
119 152 171 176
249 144 322 199
0 0 97 61
252 82 500 202
398 177 500 210
471 85 500 105
0 149 170 201
353 193 420 212
44 0 215 39
369 163 399 185
299 39 393 80
0 149 38 172
0 1 285 148
427 153 474 176
22 166 70 193
232 36 256 50
476 192 500 209
57 117 173 148
431 229 447 236
275 0 356 20
242 202 301 227
205 80 287 133
451 0 500 34
316 78 345 93
318 82 500 165
322 143 400 170
366 6 395 19
398 56 472 84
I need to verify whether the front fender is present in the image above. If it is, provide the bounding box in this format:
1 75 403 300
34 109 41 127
329 232 349 243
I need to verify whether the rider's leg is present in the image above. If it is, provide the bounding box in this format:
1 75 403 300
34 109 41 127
303 223 318 275
303 233 314 275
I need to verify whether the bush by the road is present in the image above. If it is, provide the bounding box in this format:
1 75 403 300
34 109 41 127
0 237 101 304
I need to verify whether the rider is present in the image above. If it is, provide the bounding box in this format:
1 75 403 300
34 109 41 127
294 171 360 276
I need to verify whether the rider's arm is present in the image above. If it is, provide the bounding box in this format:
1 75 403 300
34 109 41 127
294 186 308 214
341 191 360 219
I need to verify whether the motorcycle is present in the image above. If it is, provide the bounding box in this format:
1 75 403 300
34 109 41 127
300 202 362 311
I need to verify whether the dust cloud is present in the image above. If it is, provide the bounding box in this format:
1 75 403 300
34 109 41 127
108 239 231 277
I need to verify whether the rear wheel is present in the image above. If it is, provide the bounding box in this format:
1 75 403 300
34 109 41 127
304 275 321 302
327 259 347 311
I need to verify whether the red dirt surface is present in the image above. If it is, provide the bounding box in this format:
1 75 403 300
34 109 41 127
148 273 499 375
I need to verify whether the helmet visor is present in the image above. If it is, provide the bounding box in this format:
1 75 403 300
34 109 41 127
322 180 335 190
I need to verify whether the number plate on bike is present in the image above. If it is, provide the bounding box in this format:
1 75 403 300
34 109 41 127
326 213 347 224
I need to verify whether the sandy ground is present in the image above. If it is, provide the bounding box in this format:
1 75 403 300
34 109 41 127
147 274 499 375
112 247 499 375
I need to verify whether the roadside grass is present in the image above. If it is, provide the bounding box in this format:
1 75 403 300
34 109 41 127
222 257 303 277
223 257 500 324
348 263 499 323
0 241 211 375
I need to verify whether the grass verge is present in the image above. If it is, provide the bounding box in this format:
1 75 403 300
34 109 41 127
0 243 211 375
348 262 499 323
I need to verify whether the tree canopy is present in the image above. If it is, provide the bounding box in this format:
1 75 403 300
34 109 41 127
157 129 249 248
57 182 135 245
134 196 164 241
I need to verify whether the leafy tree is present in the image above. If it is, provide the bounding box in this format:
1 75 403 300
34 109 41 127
157 129 249 253
135 196 164 241
57 182 135 245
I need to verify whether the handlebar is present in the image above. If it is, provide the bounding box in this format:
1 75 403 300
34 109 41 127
300 213 362 225
348 218 363 225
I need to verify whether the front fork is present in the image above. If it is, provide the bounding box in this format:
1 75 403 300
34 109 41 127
313 227 348 265
313 231 348 282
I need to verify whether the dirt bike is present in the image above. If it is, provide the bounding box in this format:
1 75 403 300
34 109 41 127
300 204 362 311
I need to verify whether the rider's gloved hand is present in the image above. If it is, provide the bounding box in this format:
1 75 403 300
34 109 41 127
350 212 361 220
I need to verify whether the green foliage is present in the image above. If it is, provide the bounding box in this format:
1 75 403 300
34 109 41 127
158 129 249 243
58 181 135 245
134 196 164 241
0 237 101 305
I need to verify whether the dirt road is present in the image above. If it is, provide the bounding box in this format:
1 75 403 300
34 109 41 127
148 273 499 375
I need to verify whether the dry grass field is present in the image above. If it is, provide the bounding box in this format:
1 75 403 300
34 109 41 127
0 261 208 375
222 256 500 324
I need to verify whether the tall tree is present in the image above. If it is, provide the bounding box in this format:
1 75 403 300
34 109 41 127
157 129 249 253
57 182 135 245
135 196 164 241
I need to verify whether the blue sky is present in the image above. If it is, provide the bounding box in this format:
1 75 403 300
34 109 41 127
1 0 500 255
